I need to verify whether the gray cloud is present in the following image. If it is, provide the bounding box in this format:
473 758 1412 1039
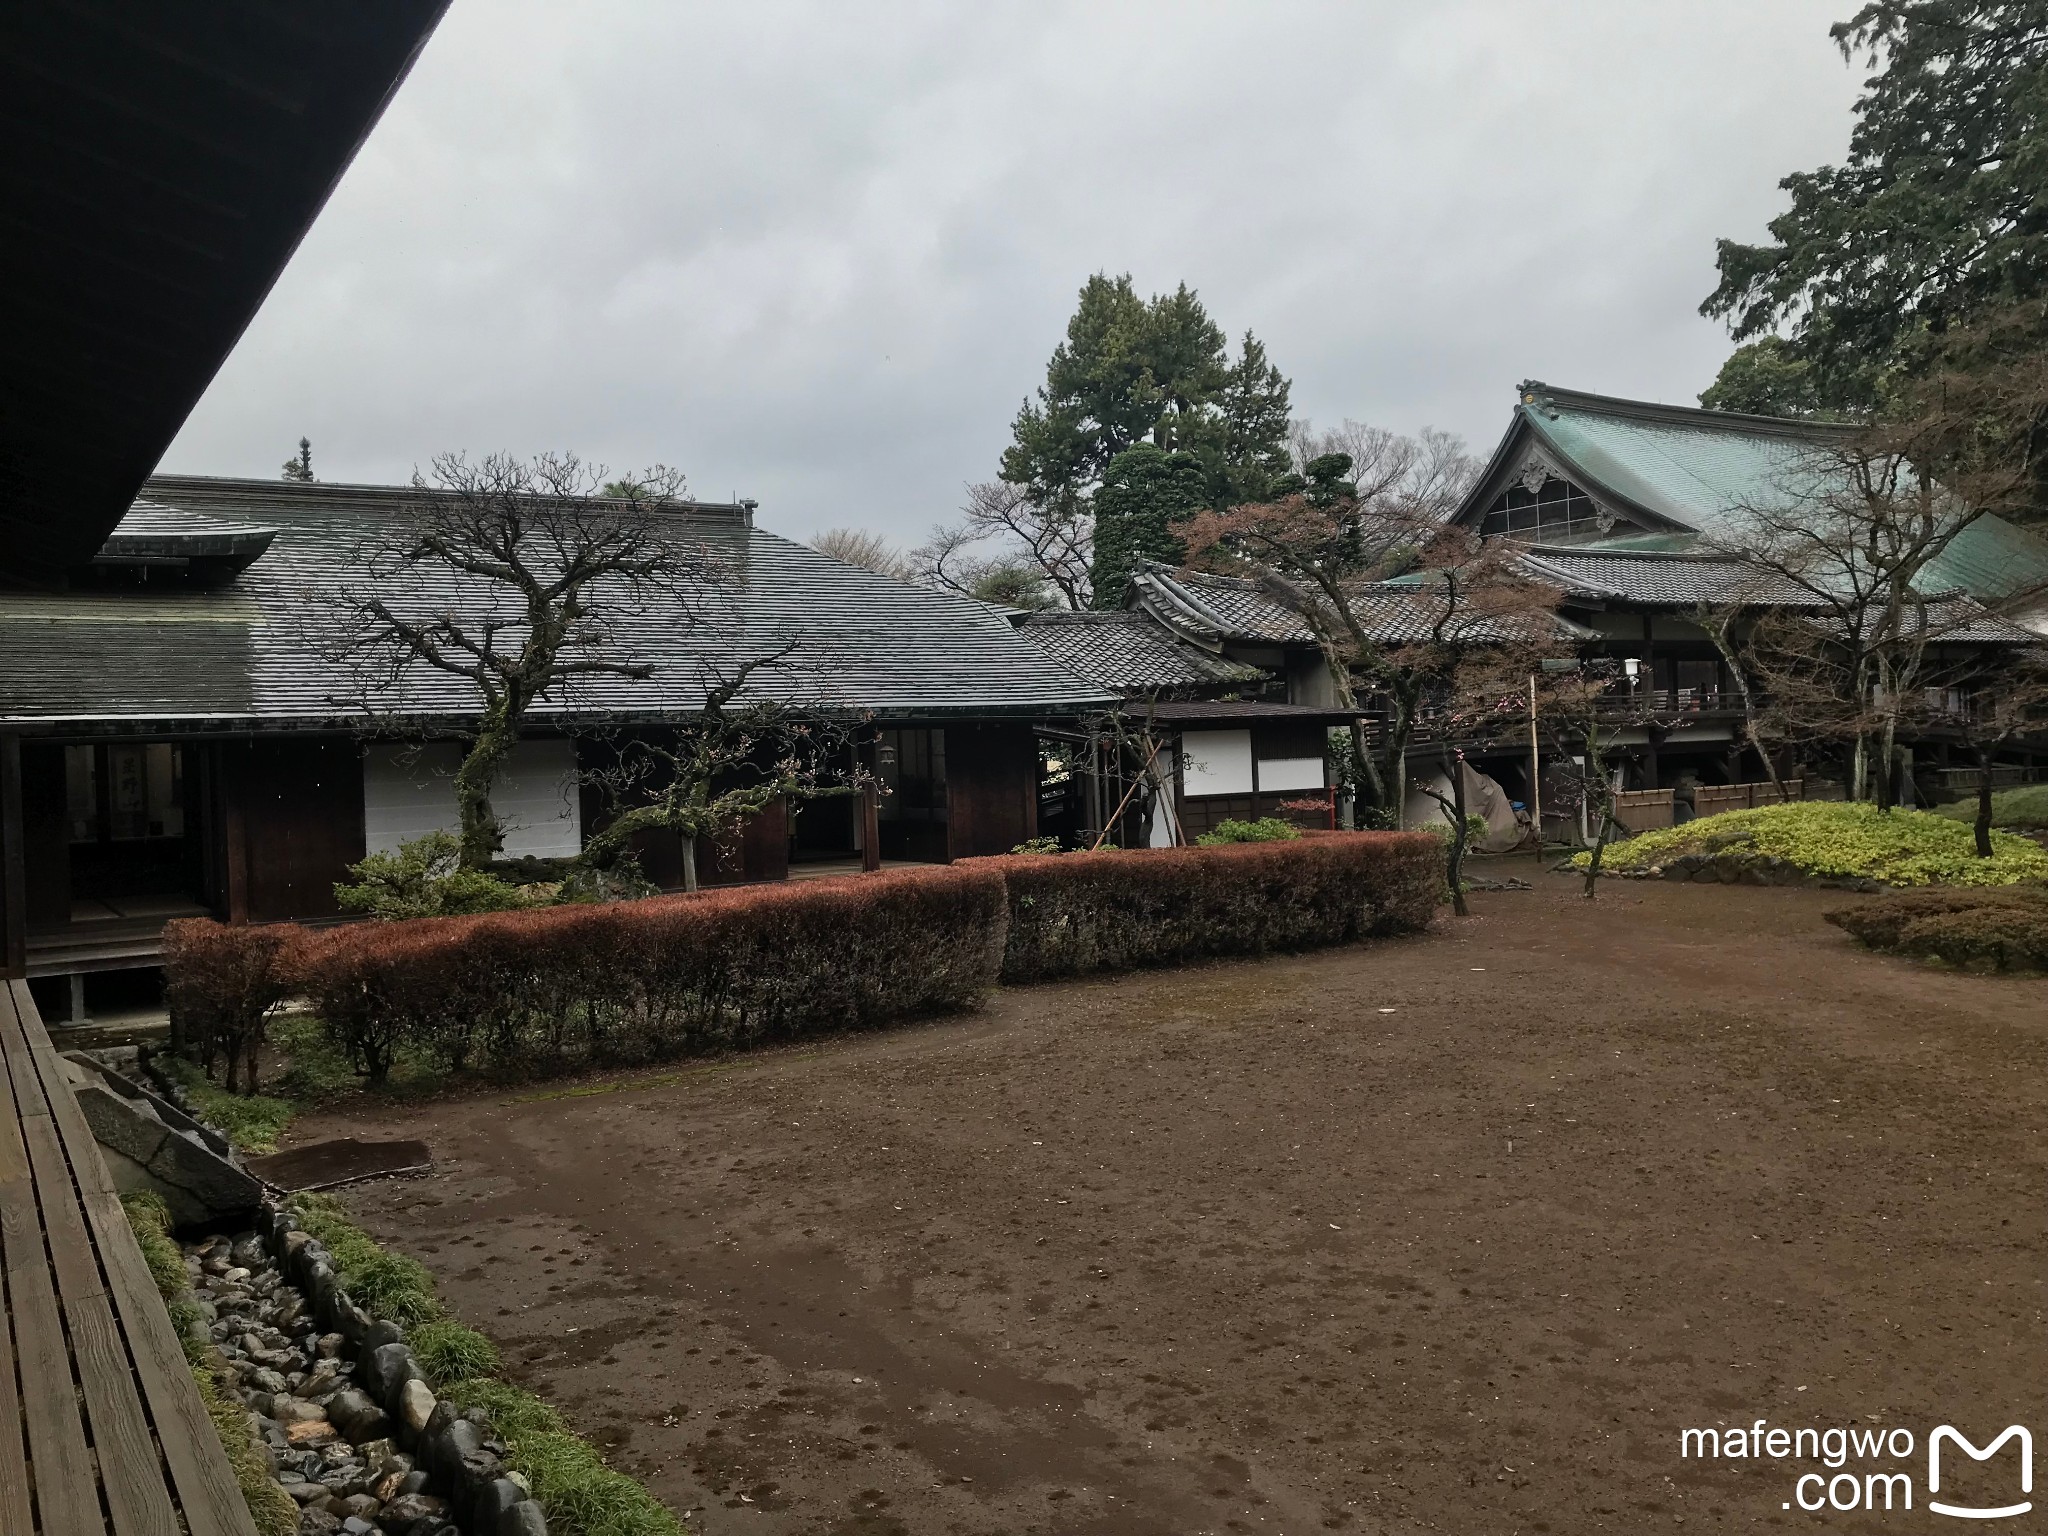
164 0 1861 545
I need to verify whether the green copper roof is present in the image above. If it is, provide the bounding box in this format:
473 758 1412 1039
1493 383 2048 611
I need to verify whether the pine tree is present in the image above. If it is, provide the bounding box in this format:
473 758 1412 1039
280 437 314 482
1089 443 1209 608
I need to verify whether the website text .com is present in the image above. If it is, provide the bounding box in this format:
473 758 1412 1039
1681 1422 2034 1517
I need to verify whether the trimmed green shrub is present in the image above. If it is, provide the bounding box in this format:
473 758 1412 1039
334 830 540 919
1195 817 1301 846
1934 784 2048 831
975 831 1443 983
1578 801 2048 887
295 864 1009 1084
1828 885 2048 972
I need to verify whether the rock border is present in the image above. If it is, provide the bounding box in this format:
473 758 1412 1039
195 1205 550 1536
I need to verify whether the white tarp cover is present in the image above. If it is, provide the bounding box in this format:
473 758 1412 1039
1402 760 1522 853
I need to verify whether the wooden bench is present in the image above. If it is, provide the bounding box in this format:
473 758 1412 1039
0 976 258 1536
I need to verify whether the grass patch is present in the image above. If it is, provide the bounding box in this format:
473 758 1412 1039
122 1193 298 1536
269 1013 447 1103
409 1317 503 1382
440 1378 685 1536
158 1056 296 1154
286 1197 682 1536
1934 783 2048 831
1578 801 2048 887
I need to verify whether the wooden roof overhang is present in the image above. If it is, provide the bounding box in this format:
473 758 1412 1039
0 2 449 584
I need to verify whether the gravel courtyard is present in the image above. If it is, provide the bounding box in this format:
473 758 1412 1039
294 869 2047 1535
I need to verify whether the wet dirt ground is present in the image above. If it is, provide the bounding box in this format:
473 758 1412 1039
295 868 2047 1534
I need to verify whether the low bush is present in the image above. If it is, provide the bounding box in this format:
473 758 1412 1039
161 918 305 1095
1827 885 2048 972
978 831 1442 983
1578 801 2048 887
295 864 1008 1084
1195 817 1301 846
1934 784 2048 831
334 830 541 919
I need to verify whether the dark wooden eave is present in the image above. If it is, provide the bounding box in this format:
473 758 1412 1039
0 0 450 584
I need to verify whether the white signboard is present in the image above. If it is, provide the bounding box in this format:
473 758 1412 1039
1256 756 1326 793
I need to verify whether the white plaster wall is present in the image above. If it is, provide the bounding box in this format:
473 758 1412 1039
362 739 581 859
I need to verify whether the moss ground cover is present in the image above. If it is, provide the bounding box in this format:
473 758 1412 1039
1933 783 2048 831
1579 801 2048 887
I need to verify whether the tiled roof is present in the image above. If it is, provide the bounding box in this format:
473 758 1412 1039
1009 611 1269 696
1350 584 1599 644
1516 547 1827 608
0 477 1115 728
1129 565 1316 644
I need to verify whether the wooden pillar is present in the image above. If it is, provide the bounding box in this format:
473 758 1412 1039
222 744 250 923
1642 727 1662 792
859 784 881 873
0 732 25 979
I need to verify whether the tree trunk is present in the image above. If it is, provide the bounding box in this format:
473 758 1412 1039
681 832 700 892
1975 748 1996 858
454 715 516 869
1444 746 1469 918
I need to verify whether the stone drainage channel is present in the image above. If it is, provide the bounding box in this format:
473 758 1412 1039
186 1205 549 1536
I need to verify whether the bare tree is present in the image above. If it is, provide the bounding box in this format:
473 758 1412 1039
579 647 875 891
1288 420 1478 523
322 451 715 869
809 528 911 581
1177 449 1554 822
912 480 1093 610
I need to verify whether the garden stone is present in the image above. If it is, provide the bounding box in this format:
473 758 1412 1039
397 1471 431 1496
380 1494 449 1532
356 1437 397 1470
344 1407 394 1446
298 1511 341 1536
315 1334 347 1360
472 1478 525 1532
336 1302 373 1347
327 1390 379 1437
283 1483 326 1504
276 1398 328 1425
368 1343 422 1410
340 1496 382 1522
363 1319 405 1353
429 1417 484 1483
498 1500 549 1536
422 1401 459 1443
287 1420 340 1448
399 1380 436 1438
340 1518 379 1536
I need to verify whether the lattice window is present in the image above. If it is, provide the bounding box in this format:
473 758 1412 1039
1479 475 1610 541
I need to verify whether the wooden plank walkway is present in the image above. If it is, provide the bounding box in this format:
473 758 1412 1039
0 976 259 1536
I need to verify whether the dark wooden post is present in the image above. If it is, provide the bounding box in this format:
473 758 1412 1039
222 744 250 923
0 732 26 978
859 784 881 873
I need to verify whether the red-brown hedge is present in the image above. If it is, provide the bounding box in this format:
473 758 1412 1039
293 864 1009 1082
969 831 1443 983
163 835 1442 1088
160 918 307 1093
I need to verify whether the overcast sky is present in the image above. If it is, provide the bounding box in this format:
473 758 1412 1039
163 1 1863 546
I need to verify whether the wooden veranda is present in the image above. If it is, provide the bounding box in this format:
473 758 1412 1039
0 976 257 1536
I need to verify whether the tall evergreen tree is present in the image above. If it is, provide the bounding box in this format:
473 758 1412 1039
998 275 1294 605
1702 2 2048 414
1089 443 1209 608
